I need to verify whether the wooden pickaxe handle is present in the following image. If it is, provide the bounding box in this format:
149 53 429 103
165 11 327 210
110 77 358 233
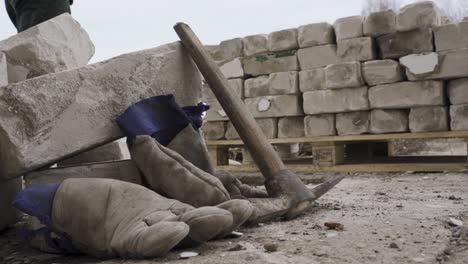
174 23 287 178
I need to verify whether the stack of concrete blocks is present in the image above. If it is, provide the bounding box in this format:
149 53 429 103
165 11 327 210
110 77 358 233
201 1 468 165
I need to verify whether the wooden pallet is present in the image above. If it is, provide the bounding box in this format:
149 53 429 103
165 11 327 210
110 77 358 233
206 131 468 173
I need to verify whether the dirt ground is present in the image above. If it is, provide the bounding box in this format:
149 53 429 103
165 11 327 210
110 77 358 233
1 172 467 264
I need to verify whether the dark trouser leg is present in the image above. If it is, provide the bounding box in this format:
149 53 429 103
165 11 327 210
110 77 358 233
7 0 71 33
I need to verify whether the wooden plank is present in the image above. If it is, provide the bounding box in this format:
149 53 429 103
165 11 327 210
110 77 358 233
208 145 229 166
216 163 468 173
312 144 345 166
207 131 468 146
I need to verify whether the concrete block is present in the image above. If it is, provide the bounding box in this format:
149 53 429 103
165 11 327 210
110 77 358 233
57 141 125 167
434 22 468 52
362 60 403 86
244 71 298 98
304 115 336 137
202 79 243 103
408 49 468 80
278 117 305 138
0 52 6 87
0 42 202 180
297 45 338 70
268 28 299 52
448 78 468 105
337 37 376 62
245 95 303 118
325 62 364 89
219 38 243 61
205 101 229 121
396 1 442 32
334 16 363 41
363 10 397 37
0 179 21 231
369 81 445 109
205 45 224 62
399 52 438 77
303 87 369 115
24 160 142 187
450 104 468 131
243 34 269 57
220 58 244 79
376 28 433 59
201 121 226 140
299 68 326 92
225 118 278 140
409 106 449 132
336 111 370 135
243 50 298 77
370 109 408 134
0 14 94 83
298 22 335 48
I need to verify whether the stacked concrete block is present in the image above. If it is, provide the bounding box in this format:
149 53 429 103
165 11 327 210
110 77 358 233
399 52 439 77
325 62 364 89
407 49 468 80
369 81 445 109
337 37 376 62
447 79 468 105
203 79 243 103
220 58 244 79
370 109 408 134
297 45 338 69
376 28 434 59
433 22 468 52
0 14 94 83
202 121 226 140
303 87 369 115
409 106 449 132
245 95 303 118
243 34 268 57
334 16 363 40
225 118 278 140
243 50 298 77
304 115 336 137
205 45 224 62
362 60 403 85
205 101 229 121
219 38 243 61
245 71 298 98
299 68 326 92
0 52 6 87
298 23 335 48
278 117 305 138
396 1 442 32
268 28 299 52
336 112 370 135
363 10 397 37
450 104 468 131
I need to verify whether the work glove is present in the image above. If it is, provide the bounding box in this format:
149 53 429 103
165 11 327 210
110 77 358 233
14 178 238 259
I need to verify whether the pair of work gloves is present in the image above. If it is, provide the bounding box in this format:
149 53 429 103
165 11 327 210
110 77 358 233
14 95 266 259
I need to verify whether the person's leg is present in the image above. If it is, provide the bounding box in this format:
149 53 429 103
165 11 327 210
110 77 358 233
10 0 71 32
5 0 17 28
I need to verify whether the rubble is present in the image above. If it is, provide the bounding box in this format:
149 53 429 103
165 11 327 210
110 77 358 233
298 22 335 48
244 71 298 98
299 68 326 92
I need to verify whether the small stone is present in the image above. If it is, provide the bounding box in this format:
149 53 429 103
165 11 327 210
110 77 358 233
412 257 425 262
264 243 279 252
389 242 399 249
449 218 463 227
228 243 246 251
324 222 345 231
180 252 199 259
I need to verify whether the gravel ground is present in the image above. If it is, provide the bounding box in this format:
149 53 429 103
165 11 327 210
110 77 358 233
1 172 467 264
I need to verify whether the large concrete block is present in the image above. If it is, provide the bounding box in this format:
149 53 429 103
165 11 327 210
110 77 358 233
376 28 433 59
243 34 269 57
325 62 364 89
370 109 408 134
337 37 376 62
0 179 21 231
434 22 468 52
409 106 449 132
57 141 125 167
278 117 305 138
297 45 338 70
336 111 370 135
450 104 468 131
220 58 244 79
0 42 202 180
0 52 6 87
299 68 326 92
225 118 278 140
304 115 336 137
245 95 303 118
0 14 94 83
219 38 243 61
243 50 298 77
363 10 397 37
298 22 335 48
202 79 243 103
334 16 363 41
201 121 226 140
205 101 229 121
244 71 298 98
362 60 403 86
268 28 299 52
369 81 445 109
407 49 468 80
447 78 468 105
303 87 369 115
396 1 442 32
